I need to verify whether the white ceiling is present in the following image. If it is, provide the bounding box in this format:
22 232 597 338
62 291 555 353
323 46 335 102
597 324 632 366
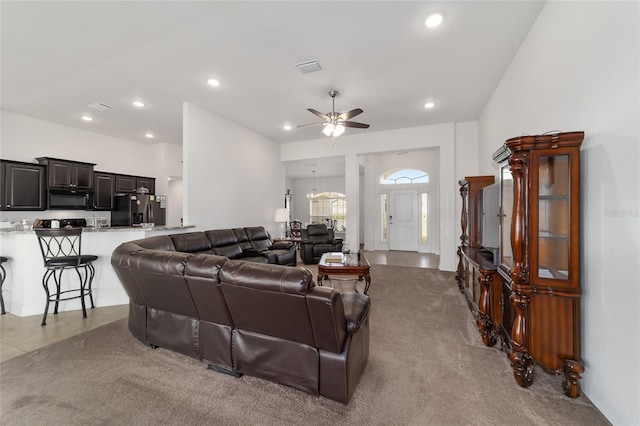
1 0 545 154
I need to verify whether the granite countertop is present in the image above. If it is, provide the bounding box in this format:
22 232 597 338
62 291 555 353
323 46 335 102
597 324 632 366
0 225 195 234
82 225 195 233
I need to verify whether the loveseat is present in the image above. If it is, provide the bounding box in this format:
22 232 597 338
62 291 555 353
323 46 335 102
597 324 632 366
111 229 371 403
299 223 344 264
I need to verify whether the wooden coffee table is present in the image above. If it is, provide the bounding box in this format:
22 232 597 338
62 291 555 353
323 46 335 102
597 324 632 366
317 252 371 295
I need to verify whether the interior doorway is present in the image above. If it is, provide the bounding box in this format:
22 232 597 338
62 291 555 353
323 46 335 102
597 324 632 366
167 177 183 227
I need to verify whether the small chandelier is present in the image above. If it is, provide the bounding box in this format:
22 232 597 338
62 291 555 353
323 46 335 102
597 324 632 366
307 170 319 203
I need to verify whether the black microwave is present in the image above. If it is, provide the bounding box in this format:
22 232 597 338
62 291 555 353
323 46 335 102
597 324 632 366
48 190 94 210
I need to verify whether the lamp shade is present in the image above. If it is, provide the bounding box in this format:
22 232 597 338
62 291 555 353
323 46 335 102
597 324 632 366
274 208 289 223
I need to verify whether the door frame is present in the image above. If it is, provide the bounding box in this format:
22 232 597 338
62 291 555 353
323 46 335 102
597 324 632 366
375 185 436 253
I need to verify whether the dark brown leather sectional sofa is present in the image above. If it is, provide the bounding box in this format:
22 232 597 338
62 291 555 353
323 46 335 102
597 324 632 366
111 226 371 403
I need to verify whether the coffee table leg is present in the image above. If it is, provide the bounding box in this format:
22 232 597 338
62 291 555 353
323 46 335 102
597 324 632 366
317 273 324 287
363 274 371 295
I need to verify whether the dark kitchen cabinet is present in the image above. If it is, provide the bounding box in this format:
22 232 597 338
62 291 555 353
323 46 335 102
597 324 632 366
1 160 46 211
115 174 155 194
93 172 115 210
136 177 155 194
115 174 136 193
36 157 95 191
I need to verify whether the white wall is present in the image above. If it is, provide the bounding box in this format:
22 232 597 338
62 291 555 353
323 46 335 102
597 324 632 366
281 122 457 271
478 2 639 424
454 121 481 244
0 110 182 223
182 102 284 236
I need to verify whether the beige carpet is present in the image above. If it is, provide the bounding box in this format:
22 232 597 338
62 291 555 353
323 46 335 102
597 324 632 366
0 265 609 425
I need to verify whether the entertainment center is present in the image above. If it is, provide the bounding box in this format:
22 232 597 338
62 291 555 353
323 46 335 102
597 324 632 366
457 131 585 397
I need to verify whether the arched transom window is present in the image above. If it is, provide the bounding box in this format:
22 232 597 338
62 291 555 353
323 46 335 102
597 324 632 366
380 169 429 184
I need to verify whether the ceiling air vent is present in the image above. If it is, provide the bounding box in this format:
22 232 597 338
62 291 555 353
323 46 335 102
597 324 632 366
88 102 112 111
294 59 322 74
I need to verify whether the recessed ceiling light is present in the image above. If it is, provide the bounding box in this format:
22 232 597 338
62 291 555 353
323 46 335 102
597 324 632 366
425 13 443 28
145 133 154 138
424 102 435 109
207 78 220 87
283 124 292 131
81 115 93 121
133 101 145 108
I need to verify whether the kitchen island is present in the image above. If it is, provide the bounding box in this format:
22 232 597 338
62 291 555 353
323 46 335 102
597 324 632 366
0 225 195 317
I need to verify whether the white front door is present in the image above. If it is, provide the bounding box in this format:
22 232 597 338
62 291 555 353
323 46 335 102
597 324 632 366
389 190 418 251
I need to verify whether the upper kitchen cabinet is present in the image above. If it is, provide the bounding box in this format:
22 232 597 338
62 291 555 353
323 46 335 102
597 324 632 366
136 177 155 194
115 174 155 194
36 157 95 191
93 172 115 210
1 160 46 211
115 174 136 193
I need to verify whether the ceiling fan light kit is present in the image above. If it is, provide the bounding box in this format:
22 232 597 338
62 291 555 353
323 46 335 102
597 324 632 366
298 90 369 138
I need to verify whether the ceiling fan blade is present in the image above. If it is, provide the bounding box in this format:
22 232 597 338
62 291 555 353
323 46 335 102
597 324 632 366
338 108 363 120
307 108 329 120
342 121 370 129
297 122 325 128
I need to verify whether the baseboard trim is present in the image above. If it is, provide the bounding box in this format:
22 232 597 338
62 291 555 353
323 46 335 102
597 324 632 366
581 376 633 425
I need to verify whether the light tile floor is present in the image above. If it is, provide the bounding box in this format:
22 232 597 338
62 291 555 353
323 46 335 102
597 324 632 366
0 250 439 363
0 304 129 362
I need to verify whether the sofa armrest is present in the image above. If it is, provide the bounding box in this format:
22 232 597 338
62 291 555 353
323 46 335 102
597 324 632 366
240 248 265 256
341 292 371 334
272 240 294 250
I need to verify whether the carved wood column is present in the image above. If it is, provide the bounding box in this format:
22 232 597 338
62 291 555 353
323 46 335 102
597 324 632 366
456 246 464 292
459 181 469 246
508 151 528 285
476 271 497 347
509 292 534 387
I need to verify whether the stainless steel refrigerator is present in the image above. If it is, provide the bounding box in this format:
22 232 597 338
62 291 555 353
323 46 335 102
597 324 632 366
112 194 166 227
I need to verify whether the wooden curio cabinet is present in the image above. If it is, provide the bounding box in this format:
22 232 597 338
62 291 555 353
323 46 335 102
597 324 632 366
492 131 584 397
456 176 502 347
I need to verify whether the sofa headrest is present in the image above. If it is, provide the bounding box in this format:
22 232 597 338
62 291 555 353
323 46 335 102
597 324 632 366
170 232 212 254
184 253 228 280
130 235 176 251
129 249 192 276
206 229 237 247
307 224 329 236
219 260 312 295
232 228 249 242
232 228 252 251
306 224 332 244
244 226 269 241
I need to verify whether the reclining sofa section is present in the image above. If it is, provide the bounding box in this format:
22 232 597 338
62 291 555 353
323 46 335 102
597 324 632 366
111 228 371 403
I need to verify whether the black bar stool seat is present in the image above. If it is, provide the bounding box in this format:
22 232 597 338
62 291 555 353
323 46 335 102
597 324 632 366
45 255 98 268
35 228 98 326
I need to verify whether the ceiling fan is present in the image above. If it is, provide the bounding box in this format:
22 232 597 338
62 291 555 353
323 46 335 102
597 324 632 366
298 90 370 137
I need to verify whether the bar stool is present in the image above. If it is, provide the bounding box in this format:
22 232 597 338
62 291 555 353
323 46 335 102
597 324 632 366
0 256 7 314
35 228 98 326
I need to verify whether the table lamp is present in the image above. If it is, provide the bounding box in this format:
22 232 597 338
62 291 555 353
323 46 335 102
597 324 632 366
274 208 289 238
